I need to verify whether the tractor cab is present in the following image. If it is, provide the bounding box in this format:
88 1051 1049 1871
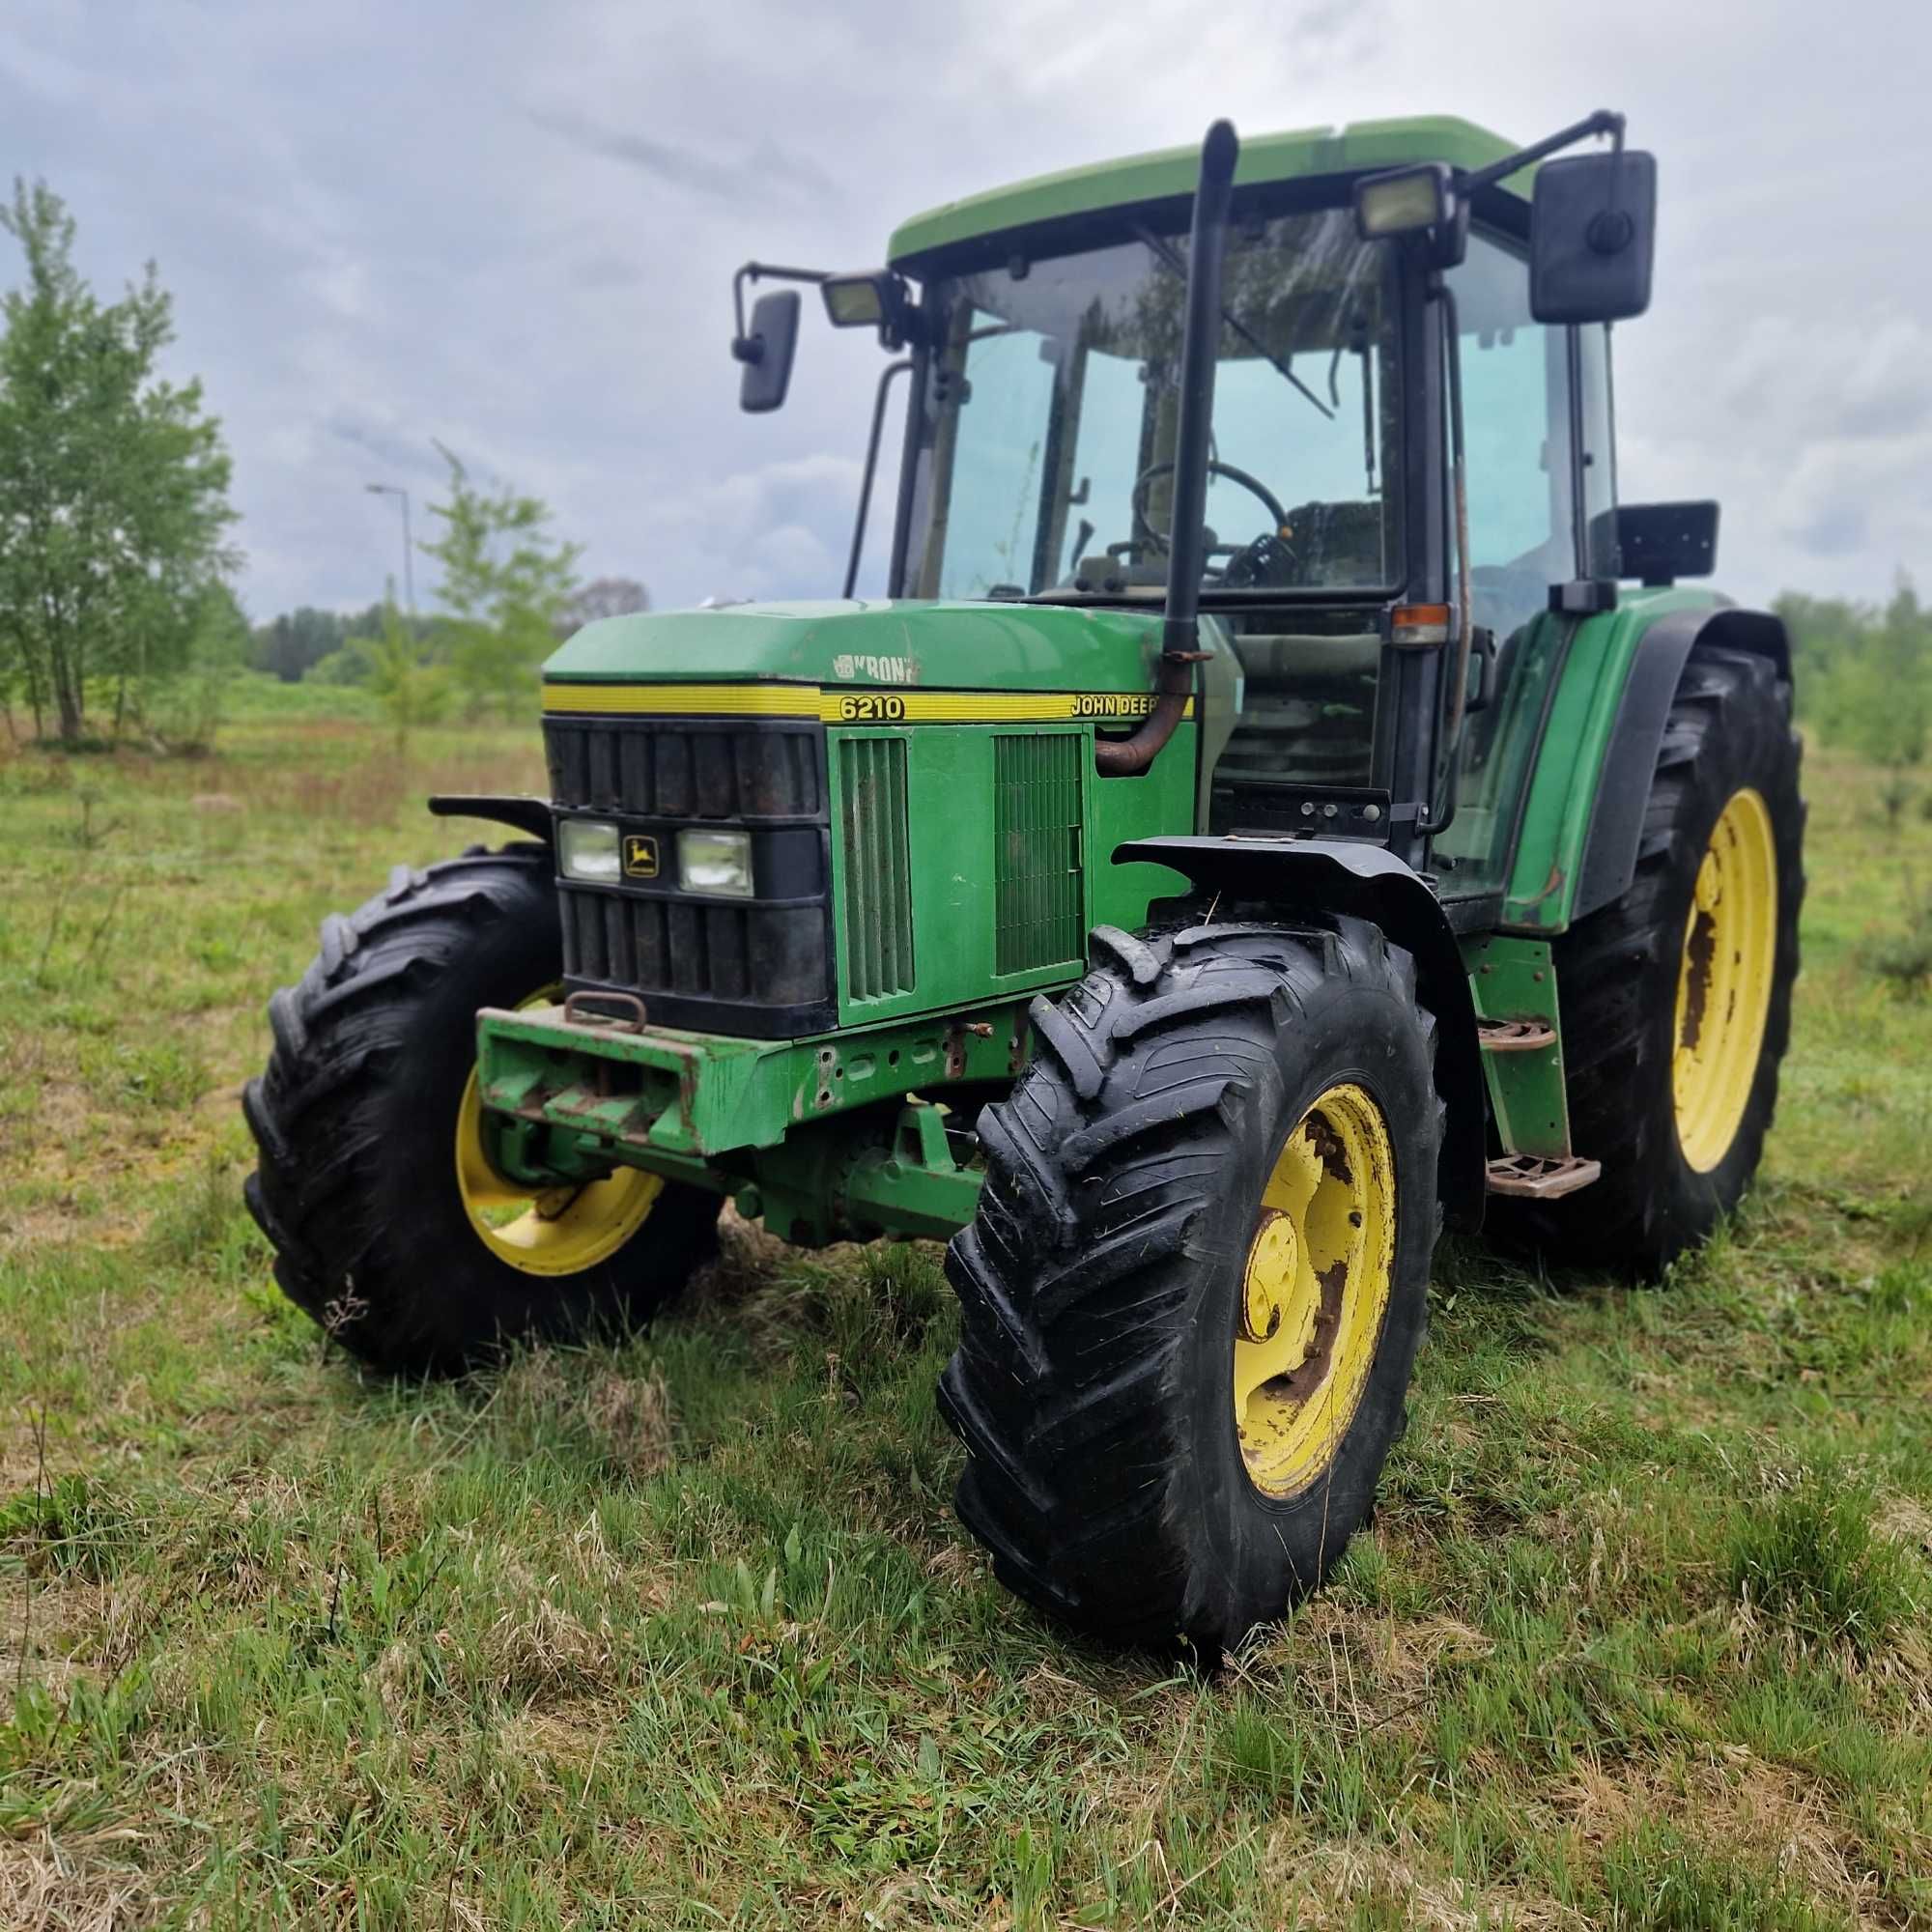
733 115 1668 902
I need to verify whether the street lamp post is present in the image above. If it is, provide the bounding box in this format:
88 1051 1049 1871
364 482 415 614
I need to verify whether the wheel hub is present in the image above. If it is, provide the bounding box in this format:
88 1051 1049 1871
1672 787 1777 1173
1240 1212 1299 1342
1233 1083 1397 1499
453 987 664 1277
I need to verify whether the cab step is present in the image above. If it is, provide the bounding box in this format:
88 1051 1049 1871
1477 1019 1556 1052
1486 1152 1602 1199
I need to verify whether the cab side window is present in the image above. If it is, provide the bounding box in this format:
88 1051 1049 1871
1434 234 1616 891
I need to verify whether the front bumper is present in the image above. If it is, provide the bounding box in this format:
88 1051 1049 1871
473 996 1028 1166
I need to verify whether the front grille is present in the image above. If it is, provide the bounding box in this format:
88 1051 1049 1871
995 732 1083 974
543 710 835 1037
563 890 832 1008
546 716 821 818
838 736 915 1002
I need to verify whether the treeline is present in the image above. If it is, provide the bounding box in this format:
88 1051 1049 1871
251 574 648 687
246 507 649 745
1776 581 1932 816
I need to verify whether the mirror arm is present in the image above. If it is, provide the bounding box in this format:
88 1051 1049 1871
730 261 831 360
1565 326 1593 583
1461 108 1625 199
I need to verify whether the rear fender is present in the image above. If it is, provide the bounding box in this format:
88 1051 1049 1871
1503 597 1793 932
1571 606 1792 922
1113 835 1487 1231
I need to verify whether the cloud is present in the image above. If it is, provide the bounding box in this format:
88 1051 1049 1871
629 451 867 604
526 105 838 208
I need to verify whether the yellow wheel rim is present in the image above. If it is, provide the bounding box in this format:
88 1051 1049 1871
453 989 664 1277
1672 787 1777 1173
1234 1083 1398 1499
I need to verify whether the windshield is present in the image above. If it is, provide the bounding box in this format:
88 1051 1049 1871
902 206 1404 602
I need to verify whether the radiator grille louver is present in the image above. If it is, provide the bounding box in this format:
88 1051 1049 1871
546 717 821 818
838 737 915 1001
995 733 1084 975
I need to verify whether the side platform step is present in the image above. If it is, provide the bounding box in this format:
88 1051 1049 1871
1486 1153 1602 1199
1477 1019 1556 1052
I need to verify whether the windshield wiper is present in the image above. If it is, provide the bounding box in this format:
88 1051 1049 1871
1134 224 1334 421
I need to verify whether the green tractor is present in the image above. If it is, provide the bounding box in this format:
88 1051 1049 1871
245 111 1804 1652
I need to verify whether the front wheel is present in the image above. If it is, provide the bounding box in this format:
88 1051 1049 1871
940 917 1443 1654
242 847 720 1374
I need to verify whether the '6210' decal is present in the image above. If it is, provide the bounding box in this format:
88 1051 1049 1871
835 693 908 721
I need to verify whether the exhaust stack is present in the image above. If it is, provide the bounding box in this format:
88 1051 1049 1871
1095 119 1237 778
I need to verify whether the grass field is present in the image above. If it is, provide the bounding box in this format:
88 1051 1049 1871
2 701 1928 1929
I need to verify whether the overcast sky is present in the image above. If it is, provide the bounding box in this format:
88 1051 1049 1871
7 1 1927 620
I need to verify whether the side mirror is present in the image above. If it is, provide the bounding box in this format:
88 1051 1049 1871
733 289 800 413
1530 150 1657 324
1602 500 1719 587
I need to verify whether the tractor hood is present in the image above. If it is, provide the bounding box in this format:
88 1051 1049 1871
542 598 1169 696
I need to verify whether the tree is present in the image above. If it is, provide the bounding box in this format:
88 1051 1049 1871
0 179 238 741
557 575 649 639
344 595 448 749
420 443 580 720
139 580 250 753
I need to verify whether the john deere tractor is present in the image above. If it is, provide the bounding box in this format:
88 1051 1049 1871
246 112 1804 1651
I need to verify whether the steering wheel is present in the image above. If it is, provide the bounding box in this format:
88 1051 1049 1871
1130 459 1292 559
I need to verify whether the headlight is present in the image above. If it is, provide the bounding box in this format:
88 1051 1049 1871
558 818 621 883
677 828 754 897
1353 162 1452 240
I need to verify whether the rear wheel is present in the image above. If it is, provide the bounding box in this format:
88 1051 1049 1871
1507 644 1804 1273
940 917 1443 1654
242 848 720 1373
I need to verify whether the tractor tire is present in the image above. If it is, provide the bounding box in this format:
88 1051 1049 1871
242 846 719 1374
1501 642 1804 1275
939 916 1443 1655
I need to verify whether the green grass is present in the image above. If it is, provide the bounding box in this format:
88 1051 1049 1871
2 711 1929 1928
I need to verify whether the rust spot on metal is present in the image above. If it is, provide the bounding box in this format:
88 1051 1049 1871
1519 862 1566 911
1304 1110 1352 1185
944 1027 967 1079
1681 907 1716 1048
1267 1255 1348 1401
963 1021 994 1038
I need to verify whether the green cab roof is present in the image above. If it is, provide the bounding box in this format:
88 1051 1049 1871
889 115 1524 269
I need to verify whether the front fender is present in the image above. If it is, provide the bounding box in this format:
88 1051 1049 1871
1113 835 1486 1232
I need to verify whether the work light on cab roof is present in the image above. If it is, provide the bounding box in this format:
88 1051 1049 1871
244 103 1804 1660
